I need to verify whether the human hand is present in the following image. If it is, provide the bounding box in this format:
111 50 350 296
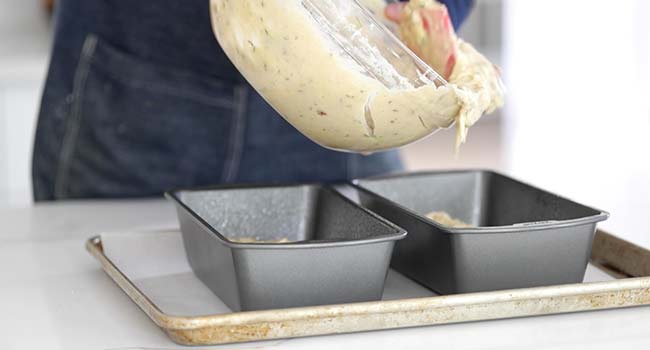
385 1 458 80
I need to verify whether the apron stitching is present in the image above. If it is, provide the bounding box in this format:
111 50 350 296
54 34 98 198
346 153 351 179
221 85 248 182
347 153 359 179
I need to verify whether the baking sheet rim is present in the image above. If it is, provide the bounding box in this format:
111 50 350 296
86 230 650 340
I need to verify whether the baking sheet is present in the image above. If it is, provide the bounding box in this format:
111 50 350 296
101 229 614 317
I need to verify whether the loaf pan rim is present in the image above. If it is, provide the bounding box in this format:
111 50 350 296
165 182 407 249
351 169 609 234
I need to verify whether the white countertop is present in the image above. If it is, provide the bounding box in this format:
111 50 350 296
1 199 649 350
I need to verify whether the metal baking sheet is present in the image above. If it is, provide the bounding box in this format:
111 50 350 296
87 229 650 345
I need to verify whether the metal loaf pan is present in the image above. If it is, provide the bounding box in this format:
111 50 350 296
353 170 609 294
166 184 406 311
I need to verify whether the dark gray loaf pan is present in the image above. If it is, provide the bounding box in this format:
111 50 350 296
353 170 609 294
166 184 406 311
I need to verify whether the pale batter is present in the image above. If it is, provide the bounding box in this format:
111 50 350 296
210 0 503 152
229 237 292 243
426 211 472 228
397 0 504 147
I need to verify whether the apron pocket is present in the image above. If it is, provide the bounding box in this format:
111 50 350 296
55 34 247 198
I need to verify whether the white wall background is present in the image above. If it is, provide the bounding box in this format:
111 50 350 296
0 0 51 206
502 0 650 247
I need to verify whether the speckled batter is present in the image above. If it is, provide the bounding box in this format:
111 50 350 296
229 237 293 243
210 0 503 152
426 211 472 228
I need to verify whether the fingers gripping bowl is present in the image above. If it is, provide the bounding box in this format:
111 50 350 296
210 0 504 152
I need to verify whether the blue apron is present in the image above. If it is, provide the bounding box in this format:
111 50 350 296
32 0 470 200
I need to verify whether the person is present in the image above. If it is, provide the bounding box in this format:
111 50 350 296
32 0 473 200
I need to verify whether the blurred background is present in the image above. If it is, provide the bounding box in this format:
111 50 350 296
0 0 648 246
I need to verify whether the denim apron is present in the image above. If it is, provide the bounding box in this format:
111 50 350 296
31 0 409 200
33 0 472 200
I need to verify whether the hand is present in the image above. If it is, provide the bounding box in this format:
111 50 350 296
385 1 458 80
